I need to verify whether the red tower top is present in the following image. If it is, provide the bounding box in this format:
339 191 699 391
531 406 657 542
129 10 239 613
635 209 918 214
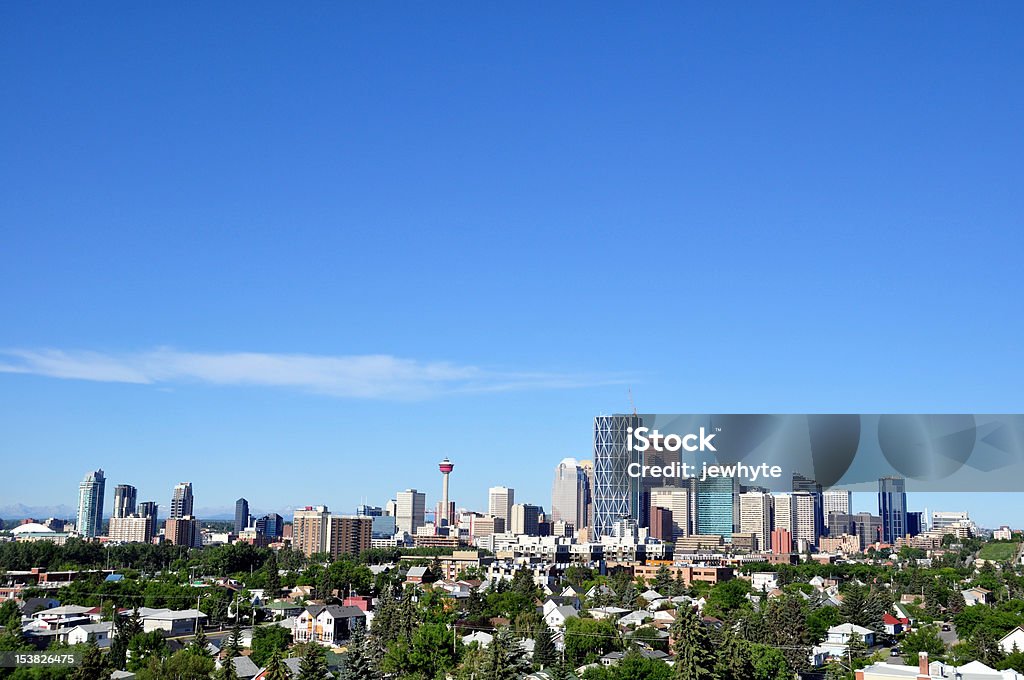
438 458 454 474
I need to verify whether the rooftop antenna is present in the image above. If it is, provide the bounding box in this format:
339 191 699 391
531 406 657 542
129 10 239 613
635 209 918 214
628 387 638 416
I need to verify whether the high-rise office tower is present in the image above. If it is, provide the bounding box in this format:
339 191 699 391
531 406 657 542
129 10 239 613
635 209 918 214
170 483 193 519
649 507 674 541
510 504 540 536
76 470 106 538
639 439 681 528
739 491 773 552
112 484 137 519
234 498 249 535
256 513 284 539
822 489 851 530
488 486 515 526
551 458 589 530
772 493 794 533
878 476 907 543
593 414 642 538
792 491 818 549
138 502 159 541
395 489 426 535
438 458 454 526
906 511 924 536
792 473 824 542
650 486 690 541
578 460 595 529
697 476 738 539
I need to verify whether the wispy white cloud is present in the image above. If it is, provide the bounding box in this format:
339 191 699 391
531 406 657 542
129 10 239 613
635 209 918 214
0 347 622 400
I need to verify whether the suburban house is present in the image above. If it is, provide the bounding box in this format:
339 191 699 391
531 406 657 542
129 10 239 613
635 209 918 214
293 605 366 646
962 587 992 607
882 613 911 636
137 608 207 636
66 622 114 648
1000 627 1024 655
827 623 875 647
543 605 578 629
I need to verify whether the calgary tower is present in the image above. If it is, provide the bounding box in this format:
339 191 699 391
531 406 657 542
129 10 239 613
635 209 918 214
438 458 455 526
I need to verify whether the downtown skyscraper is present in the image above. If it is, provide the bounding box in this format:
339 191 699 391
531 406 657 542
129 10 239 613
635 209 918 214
112 484 137 519
879 476 907 542
170 482 194 519
550 458 590 530
234 498 249 535
76 469 106 538
593 414 642 538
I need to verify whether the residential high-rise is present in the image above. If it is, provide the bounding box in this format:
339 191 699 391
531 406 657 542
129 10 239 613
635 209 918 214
292 506 330 556
697 476 738 539
291 506 370 557
76 470 106 539
551 458 589 530
438 458 454 526
108 515 152 543
112 484 137 519
510 504 540 536
792 491 818 549
170 483 193 519
649 487 690 541
771 528 792 554
593 414 642 538
137 502 159 540
488 486 515 526
165 515 201 547
878 476 907 543
739 491 773 552
395 489 426 535
822 489 851 531
234 498 249 535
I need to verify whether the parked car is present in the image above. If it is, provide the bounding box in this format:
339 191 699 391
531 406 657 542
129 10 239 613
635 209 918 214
942 624 951 632
890 647 902 657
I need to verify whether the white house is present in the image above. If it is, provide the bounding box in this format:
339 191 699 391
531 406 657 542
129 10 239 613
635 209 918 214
544 605 578 629
293 605 365 646
1000 627 1024 655
827 623 875 647
617 610 653 629
66 622 113 648
962 587 992 607
462 631 494 648
858 652 1024 679
139 608 207 636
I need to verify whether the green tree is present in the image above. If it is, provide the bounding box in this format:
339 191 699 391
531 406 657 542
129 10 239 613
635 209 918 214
902 625 946 665
72 641 111 680
533 626 557 669
480 628 531 680
126 631 169 672
262 650 291 680
671 606 715 679
251 625 292 667
564 617 619 665
703 579 751 619
222 620 243 659
187 626 212 658
296 641 329 680
339 625 379 680
216 657 241 680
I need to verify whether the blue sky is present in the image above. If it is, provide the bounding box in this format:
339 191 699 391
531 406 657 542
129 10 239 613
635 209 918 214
1 4 1022 525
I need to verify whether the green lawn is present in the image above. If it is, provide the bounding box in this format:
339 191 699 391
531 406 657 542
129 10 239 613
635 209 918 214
978 542 1019 561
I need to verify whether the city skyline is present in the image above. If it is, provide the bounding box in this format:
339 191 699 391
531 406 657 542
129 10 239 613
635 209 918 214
2 5 1023 526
